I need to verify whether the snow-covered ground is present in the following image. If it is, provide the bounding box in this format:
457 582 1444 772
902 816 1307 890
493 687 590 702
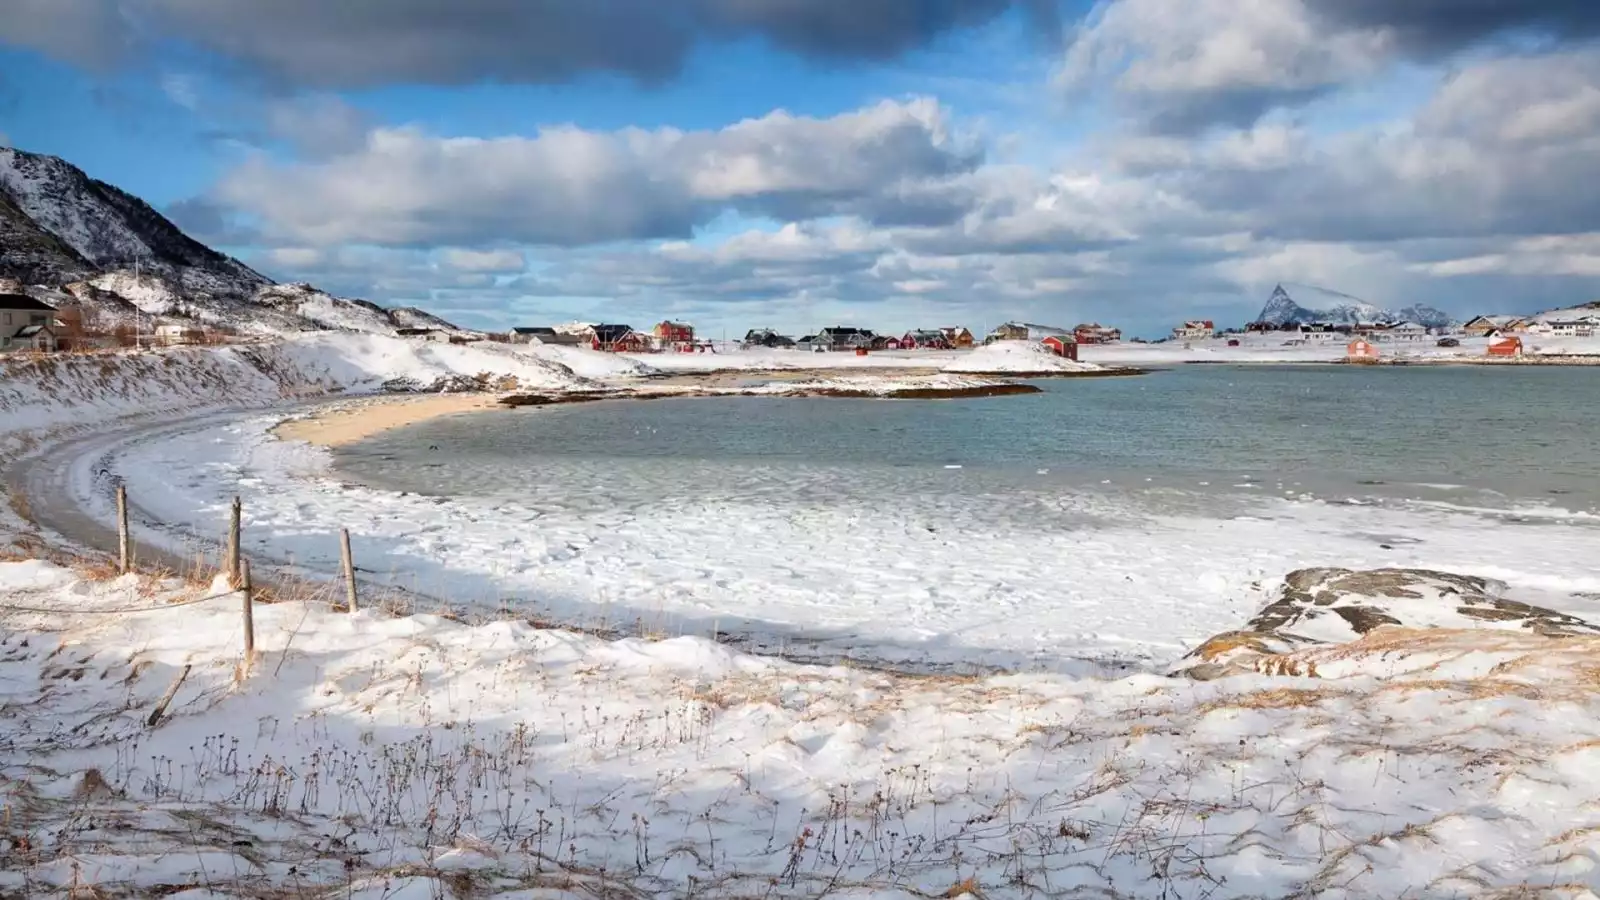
0 332 652 459
52 406 1600 674
8 335 1600 896
6 558 1600 898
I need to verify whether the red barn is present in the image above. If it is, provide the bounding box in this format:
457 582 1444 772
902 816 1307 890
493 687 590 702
1041 335 1078 360
1346 339 1379 361
1487 337 1523 358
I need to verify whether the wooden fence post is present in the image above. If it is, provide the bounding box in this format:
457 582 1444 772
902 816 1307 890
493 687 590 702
116 484 130 574
227 496 242 587
240 559 255 673
339 529 359 613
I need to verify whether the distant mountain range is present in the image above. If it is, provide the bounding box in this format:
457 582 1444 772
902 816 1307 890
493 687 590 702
0 146 464 336
1255 284 1453 330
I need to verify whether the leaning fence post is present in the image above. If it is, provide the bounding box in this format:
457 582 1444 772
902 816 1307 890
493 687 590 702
116 484 130 574
240 559 255 673
339 529 359 613
227 496 242 587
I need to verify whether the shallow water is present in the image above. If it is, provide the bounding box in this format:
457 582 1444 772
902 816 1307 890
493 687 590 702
336 365 1600 519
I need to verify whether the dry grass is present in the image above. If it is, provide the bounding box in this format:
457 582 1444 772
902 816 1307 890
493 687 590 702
1197 687 1348 715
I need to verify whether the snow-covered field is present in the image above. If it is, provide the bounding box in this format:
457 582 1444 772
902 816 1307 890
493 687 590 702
6 558 1600 898
7 334 1600 896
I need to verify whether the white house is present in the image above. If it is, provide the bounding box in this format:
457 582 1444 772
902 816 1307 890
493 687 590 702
1529 316 1599 338
154 322 205 346
1371 322 1427 342
0 293 58 352
1171 320 1215 341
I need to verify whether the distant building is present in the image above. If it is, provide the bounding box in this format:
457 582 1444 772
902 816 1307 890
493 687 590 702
155 322 206 346
901 329 950 350
1528 317 1599 338
985 322 1071 343
741 329 795 349
653 320 695 350
510 326 586 346
1041 335 1078 360
817 326 875 351
1073 323 1122 344
1346 339 1380 362
1487 337 1524 358
1461 315 1528 337
1172 320 1215 341
0 293 58 352
940 326 975 348
592 324 648 352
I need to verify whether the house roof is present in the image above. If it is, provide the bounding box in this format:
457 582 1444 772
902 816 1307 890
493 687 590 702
0 293 56 312
819 326 873 337
592 324 635 342
512 326 557 336
15 324 53 337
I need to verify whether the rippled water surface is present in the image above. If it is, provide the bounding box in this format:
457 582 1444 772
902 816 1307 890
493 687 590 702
335 365 1600 519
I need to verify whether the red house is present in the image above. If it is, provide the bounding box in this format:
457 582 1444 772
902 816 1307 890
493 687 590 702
1041 335 1078 360
1487 337 1523 358
592 324 649 352
901 330 950 350
653 320 694 350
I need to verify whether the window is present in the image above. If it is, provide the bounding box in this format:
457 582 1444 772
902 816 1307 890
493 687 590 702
3 313 10 326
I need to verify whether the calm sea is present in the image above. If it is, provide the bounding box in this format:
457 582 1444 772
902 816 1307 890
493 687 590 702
333 365 1600 520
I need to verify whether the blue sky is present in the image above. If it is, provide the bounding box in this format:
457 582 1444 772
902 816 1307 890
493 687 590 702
3 0 1599 337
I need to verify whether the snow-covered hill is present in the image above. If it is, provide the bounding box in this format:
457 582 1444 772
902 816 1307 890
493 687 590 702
0 332 655 457
0 147 469 337
1256 284 1452 329
1528 300 1600 323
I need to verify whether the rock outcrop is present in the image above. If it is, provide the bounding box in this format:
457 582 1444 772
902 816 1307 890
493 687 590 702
1175 567 1600 680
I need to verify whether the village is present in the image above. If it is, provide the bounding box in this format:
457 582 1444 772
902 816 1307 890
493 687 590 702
5 286 1599 363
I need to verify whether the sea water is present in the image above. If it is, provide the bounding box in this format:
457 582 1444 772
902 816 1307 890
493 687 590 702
334 365 1600 520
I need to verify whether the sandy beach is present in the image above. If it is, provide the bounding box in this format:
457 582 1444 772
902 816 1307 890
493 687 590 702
272 393 501 447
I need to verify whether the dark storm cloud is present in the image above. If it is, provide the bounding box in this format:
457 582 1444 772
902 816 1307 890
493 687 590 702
1 0 1038 87
1304 0 1600 54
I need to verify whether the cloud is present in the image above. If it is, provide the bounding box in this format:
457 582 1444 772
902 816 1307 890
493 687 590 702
1058 0 1392 133
1408 233 1600 277
1150 51 1600 243
263 96 373 159
3 0 1035 88
0 0 134 73
436 248 527 273
204 98 981 247
1303 0 1600 55
1058 0 1600 133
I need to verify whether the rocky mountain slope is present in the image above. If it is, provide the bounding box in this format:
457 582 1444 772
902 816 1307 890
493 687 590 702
1256 284 1452 329
0 147 464 336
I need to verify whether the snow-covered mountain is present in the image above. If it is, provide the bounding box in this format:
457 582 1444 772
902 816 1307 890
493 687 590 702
0 146 465 336
1255 284 1452 329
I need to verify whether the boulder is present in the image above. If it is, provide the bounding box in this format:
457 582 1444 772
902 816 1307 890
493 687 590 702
1175 567 1600 680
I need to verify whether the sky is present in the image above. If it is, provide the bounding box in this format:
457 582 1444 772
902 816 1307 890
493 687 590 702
2 1 1599 338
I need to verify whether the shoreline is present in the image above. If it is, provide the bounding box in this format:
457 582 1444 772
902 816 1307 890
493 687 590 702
271 392 500 447
269 367 1145 448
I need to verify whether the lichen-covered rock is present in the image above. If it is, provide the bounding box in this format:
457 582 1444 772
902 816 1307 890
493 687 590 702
1174 567 1600 680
